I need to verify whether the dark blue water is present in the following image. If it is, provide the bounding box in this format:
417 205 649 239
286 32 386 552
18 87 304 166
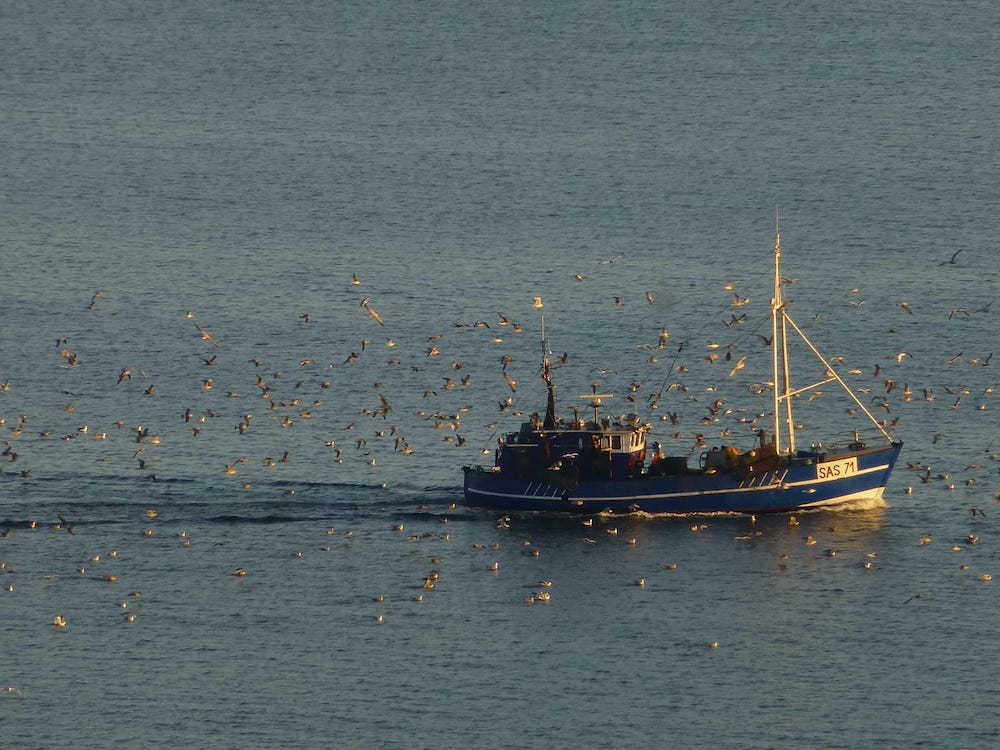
2 1 999 747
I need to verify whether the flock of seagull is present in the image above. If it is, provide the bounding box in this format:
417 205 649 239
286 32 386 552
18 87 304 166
0 246 996 696
0 247 991 494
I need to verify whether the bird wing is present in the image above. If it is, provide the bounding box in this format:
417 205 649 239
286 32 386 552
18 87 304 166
196 324 220 347
363 302 385 326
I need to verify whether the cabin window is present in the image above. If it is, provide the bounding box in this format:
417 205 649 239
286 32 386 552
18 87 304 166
611 435 622 450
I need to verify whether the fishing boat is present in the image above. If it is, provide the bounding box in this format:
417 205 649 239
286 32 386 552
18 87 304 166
462 227 903 514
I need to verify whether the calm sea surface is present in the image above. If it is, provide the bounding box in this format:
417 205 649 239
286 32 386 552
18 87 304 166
2 1 999 747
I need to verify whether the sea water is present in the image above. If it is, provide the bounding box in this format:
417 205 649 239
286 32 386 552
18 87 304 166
1 1 998 747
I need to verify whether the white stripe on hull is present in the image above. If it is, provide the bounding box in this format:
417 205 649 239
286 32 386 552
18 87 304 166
783 462 890 488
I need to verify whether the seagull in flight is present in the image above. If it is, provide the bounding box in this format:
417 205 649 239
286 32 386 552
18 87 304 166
360 298 385 326
938 249 962 266
195 324 220 347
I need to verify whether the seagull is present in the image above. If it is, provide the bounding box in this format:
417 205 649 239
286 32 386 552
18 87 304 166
938 249 962 266
360 298 385 326
195 324 220 347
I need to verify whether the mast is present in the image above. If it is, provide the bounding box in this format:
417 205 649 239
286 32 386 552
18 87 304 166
771 214 796 454
541 315 556 428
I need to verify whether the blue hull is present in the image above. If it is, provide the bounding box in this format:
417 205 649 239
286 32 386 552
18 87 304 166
463 443 903 515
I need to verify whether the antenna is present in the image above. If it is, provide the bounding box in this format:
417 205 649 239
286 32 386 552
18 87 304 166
540 314 557 428
578 393 613 424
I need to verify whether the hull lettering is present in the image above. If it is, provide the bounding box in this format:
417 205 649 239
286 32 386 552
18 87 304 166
816 457 858 480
